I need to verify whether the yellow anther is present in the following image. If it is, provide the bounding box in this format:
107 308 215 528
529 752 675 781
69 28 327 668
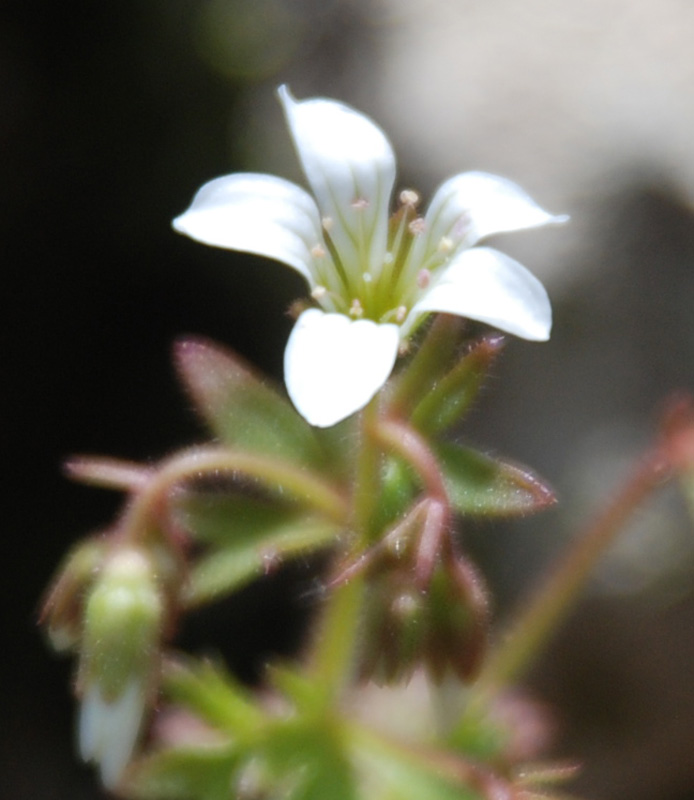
437 236 454 253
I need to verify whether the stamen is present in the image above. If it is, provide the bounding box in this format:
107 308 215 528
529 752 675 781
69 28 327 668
417 269 431 289
452 210 472 238
351 197 369 209
384 252 394 264
349 298 364 318
322 216 334 232
363 272 373 283
311 244 327 258
399 189 420 207
395 305 407 323
408 217 426 235
437 236 454 253
311 286 327 300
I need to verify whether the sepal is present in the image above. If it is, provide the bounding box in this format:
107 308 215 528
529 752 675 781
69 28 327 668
410 336 504 436
40 537 106 653
437 442 556 517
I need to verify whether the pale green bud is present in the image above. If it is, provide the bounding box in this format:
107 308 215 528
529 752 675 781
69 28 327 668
77 547 163 789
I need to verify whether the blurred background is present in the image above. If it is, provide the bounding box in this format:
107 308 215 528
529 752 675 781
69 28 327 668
4 0 694 797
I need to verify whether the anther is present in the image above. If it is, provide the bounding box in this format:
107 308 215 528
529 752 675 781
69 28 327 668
452 211 472 238
408 217 427 235
395 305 407 323
322 217 334 231
399 189 420 207
349 298 364 318
311 244 326 258
416 269 431 289
437 236 454 253
363 272 373 283
311 286 327 300
351 197 369 209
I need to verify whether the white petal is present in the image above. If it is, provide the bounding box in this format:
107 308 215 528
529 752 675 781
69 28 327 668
173 173 324 284
411 247 552 341
284 308 399 427
411 171 568 264
278 86 395 279
78 682 145 789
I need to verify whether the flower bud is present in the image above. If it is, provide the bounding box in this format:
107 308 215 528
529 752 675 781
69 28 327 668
360 550 489 685
77 547 163 789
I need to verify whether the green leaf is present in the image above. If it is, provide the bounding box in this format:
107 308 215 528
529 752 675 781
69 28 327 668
162 658 263 736
264 719 358 800
410 336 504 436
437 442 555 517
127 744 239 800
174 337 324 467
179 494 340 606
352 736 484 800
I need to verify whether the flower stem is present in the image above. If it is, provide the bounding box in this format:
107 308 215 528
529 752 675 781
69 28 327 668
469 446 671 708
308 398 382 696
116 445 347 540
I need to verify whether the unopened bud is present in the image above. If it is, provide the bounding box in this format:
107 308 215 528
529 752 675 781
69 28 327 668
78 547 163 789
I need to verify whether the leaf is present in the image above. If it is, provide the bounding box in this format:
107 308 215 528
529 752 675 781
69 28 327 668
352 738 484 800
437 442 555 517
161 658 262 736
174 337 324 467
127 744 238 800
179 494 340 606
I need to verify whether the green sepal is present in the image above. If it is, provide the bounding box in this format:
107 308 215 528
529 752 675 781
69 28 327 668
410 336 504 436
174 337 324 468
371 457 418 535
177 493 340 607
126 744 240 800
162 657 263 738
437 442 556 517
80 549 162 700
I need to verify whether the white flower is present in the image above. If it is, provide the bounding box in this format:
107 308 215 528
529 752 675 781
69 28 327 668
173 86 567 428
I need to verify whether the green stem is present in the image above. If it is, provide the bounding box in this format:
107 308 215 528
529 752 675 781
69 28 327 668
469 446 671 709
308 398 382 696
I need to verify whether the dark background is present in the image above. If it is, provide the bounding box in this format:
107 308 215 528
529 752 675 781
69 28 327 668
4 2 694 798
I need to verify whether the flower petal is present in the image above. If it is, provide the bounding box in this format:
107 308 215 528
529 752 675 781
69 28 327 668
278 85 395 280
284 308 399 427
173 173 324 284
411 171 568 264
410 247 552 341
